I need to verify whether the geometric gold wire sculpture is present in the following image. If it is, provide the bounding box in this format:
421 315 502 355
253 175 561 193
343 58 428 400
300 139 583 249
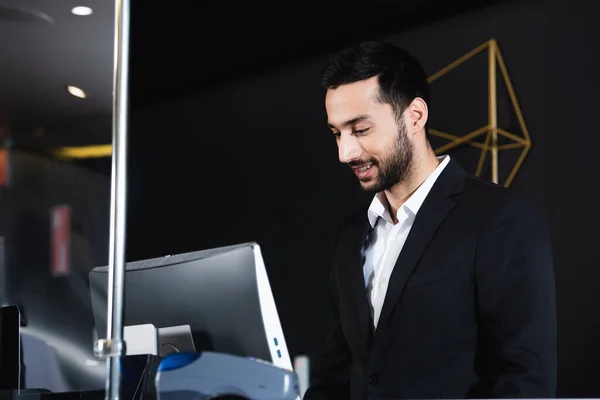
428 39 531 187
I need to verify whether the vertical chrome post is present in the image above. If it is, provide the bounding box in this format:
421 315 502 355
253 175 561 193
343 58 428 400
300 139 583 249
93 0 130 398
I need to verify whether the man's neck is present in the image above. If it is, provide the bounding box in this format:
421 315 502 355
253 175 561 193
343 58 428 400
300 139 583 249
382 151 441 224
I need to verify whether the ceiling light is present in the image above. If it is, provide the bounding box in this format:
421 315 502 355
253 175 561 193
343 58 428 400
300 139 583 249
71 6 93 16
67 85 86 99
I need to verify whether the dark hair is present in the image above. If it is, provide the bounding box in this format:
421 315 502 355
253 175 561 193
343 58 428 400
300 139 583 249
320 41 430 121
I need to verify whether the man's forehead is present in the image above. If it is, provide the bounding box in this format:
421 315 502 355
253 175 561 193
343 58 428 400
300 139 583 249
326 82 378 120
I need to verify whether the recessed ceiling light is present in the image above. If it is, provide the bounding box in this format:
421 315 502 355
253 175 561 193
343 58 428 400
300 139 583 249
67 85 86 99
71 6 93 16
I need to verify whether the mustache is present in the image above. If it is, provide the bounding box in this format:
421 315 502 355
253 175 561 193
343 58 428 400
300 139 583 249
347 159 378 168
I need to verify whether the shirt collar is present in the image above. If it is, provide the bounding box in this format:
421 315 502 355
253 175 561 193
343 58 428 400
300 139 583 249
367 155 451 228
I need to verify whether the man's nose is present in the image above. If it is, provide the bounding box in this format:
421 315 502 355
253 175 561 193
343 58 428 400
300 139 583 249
338 134 361 164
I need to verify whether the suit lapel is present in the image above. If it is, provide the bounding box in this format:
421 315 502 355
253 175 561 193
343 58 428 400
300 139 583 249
338 210 372 345
376 159 465 330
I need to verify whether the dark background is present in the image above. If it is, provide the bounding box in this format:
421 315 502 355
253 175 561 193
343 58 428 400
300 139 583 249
126 0 600 396
1 0 599 396
127 0 600 396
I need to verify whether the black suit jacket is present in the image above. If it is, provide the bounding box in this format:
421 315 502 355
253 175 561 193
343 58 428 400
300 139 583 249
304 159 557 400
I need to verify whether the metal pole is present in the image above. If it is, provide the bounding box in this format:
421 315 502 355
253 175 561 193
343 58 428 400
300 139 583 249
488 39 499 184
93 0 130 398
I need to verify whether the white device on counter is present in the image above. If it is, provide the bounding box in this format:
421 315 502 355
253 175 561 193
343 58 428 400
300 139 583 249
124 324 158 356
155 351 299 400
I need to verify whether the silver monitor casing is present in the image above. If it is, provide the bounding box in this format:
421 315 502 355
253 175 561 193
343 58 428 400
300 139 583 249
89 242 292 371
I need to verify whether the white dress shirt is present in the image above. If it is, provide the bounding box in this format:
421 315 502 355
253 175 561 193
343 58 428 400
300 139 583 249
362 155 450 328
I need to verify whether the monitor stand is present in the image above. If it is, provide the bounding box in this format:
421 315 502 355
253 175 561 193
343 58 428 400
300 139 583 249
123 324 195 357
157 325 195 357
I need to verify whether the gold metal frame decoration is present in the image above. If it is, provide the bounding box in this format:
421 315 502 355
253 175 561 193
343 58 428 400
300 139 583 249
427 39 531 187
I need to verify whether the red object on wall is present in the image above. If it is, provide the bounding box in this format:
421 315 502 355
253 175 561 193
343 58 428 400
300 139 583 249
0 109 6 186
50 205 71 277
0 149 6 187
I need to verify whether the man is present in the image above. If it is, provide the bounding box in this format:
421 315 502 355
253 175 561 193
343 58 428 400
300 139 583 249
303 41 557 400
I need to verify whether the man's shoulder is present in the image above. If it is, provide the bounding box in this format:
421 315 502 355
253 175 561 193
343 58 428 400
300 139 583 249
463 173 508 197
329 203 371 246
338 203 369 230
462 174 545 226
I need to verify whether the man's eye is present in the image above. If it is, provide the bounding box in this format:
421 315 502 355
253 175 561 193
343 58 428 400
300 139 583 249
354 128 370 135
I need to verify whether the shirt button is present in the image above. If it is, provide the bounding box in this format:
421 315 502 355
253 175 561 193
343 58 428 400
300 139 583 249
368 374 379 385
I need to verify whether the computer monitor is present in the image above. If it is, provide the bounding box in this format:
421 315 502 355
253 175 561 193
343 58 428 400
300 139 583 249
88 242 292 371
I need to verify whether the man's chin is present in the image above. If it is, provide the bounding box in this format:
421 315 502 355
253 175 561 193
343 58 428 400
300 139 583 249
358 179 381 193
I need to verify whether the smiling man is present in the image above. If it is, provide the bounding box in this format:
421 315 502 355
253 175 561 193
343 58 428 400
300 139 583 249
303 41 557 400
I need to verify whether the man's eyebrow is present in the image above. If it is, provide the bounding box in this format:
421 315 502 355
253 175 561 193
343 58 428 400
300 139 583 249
327 115 370 130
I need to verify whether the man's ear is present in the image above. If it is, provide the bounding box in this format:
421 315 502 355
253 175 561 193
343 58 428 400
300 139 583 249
405 97 429 134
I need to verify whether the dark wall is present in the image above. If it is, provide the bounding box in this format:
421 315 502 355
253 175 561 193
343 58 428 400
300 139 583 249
126 0 600 396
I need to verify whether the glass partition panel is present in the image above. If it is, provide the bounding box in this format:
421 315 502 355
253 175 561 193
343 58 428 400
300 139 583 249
0 0 115 393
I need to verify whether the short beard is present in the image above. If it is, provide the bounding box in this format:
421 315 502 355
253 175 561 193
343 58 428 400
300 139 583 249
364 119 414 193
